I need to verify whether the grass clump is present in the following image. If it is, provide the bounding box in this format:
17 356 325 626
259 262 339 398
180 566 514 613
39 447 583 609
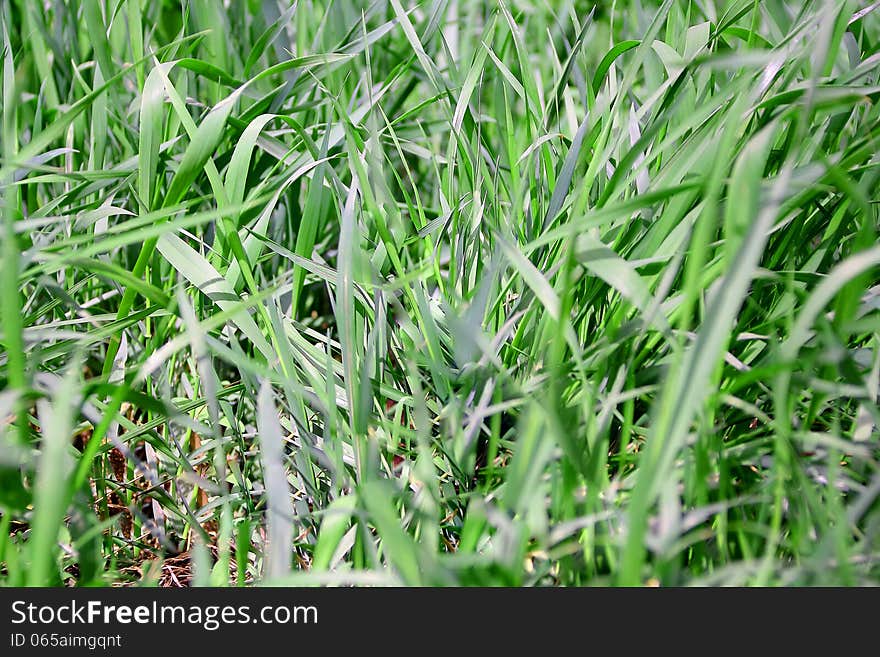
1 0 879 587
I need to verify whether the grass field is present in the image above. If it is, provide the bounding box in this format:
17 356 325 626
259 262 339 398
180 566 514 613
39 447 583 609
1 0 879 587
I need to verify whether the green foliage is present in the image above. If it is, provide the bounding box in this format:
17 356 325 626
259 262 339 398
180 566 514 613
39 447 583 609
1 0 879 587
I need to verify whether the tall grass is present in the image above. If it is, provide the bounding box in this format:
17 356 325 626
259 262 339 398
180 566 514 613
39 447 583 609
1 0 879 586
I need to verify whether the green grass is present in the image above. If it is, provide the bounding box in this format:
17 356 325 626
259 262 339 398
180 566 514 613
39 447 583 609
1 0 879 587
